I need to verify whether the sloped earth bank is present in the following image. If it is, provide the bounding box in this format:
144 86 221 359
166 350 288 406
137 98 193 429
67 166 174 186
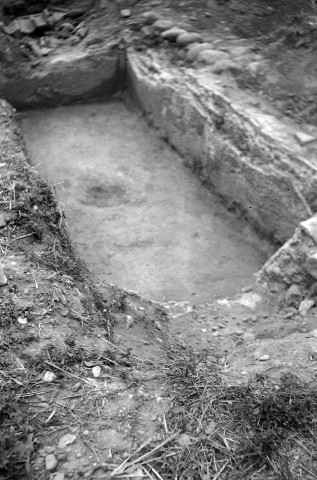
1 1 317 480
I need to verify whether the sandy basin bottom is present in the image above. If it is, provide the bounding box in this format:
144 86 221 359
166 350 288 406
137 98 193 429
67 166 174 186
20 101 272 304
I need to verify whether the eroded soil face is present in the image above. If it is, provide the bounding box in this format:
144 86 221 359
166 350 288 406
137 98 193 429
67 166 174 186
20 101 271 304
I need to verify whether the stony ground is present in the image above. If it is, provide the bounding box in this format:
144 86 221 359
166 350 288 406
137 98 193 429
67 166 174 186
1 1 317 480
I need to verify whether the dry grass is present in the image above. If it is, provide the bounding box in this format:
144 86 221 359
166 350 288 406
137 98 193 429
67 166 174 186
103 350 317 480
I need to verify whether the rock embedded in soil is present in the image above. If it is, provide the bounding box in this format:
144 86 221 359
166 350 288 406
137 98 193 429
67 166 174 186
153 19 175 32
176 32 203 46
304 251 317 279
299 298 314 316
209 59 241 74
243 332 256 343
187 42 213 61
45 454 58 472
58 433 77 448
294 132 317 146
300 216 317 243
161 27 186 41
43 371 57 382
142 11 161 24
285 284 303 305
197 49 230 64
120 9 131 18
259 354 270 361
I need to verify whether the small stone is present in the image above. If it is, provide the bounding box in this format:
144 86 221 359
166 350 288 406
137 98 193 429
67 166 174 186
120 9 131 18
209 59 241 74
142 11 161 25
310 329 317 337
247 60 268 75
156 337 163 343
126 315 134 328
83 430 89 435
186 42 213 61
259 355 270 362
18 316 28 325
154 320 162 330
60 308 69 317
76 452 82 458
294 132 317 146
152 19 175 31
45 454 58 472
43 371 57 382
243 332 256 343
45 446 56 454
229 46 250 57
285 284 303 305
299 299 315 316
300 216 317 243
197 49 229 64
177 32 203 46
0 263 7 286
58 433 77 448
161 27 185 41
92 366 101 378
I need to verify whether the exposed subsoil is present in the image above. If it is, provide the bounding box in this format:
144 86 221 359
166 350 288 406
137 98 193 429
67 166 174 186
1 1 317 480
20 101 271 304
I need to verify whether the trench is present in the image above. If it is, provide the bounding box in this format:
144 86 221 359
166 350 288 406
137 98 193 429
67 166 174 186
20 100 273 305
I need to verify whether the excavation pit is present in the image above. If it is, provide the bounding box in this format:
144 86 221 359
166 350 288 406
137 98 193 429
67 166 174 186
20 101 273 304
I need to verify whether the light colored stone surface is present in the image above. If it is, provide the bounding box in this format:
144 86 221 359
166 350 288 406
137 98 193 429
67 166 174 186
45 454 58 472
300 216 317 243
294 131 317 146
304 251 317 278
187 42 213 62
142 11 161 25
58 433 77 448
153 19 175 31
0 262 7 286
176 32 203 47
161 27 185 41
197 49 230 64
208 59 241 74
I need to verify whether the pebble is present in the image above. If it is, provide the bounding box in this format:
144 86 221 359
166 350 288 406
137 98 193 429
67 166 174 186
294 132 317 146
142 11 161 24
197 49 230 64
152 19 175 31
43 371 57 382
259 355 270 361
45 454 58 472
73 382 82 391
187 42 213 61
92 366 101 378
177 32 203 46
154 320 162 330
310 329 317 337
17 316 28 325
83 430 89 435
299 298 315 316
120 9 131 18
0 263 7 286
58 433 77 448
126 315 134 328
161 27 185 41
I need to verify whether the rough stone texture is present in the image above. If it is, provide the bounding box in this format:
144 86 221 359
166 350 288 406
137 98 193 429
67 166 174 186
187 42 213 62
152 19 175 31
0 44 121 108
258 219 317 293
142 11 161 25
127 51 315 243
208 59 241 74
176 32 203 47
161 27 185 41
197 49 230 64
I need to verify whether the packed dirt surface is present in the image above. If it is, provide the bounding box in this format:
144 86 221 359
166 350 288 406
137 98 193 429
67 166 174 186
20 101 271 304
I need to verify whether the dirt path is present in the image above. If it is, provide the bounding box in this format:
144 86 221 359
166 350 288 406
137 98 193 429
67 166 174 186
20 101 271 305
